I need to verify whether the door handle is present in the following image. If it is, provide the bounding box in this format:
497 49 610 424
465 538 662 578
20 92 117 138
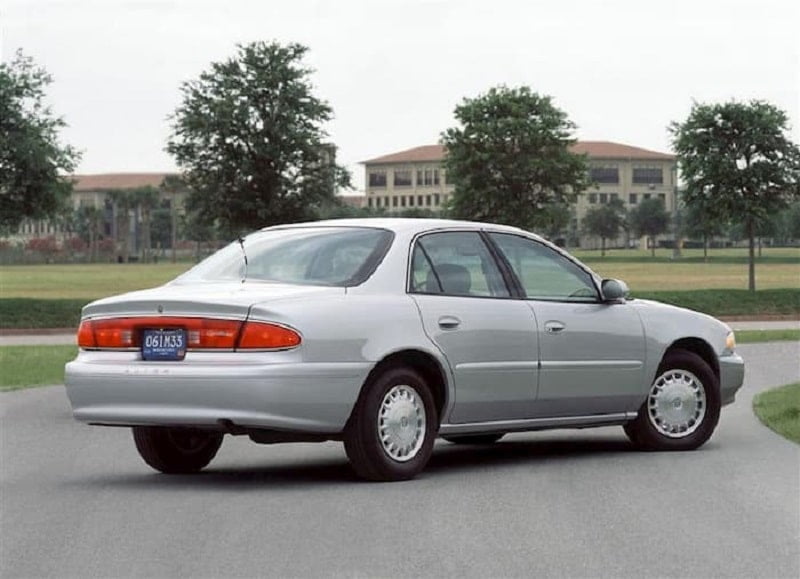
438 316 461 330
544 321 565 334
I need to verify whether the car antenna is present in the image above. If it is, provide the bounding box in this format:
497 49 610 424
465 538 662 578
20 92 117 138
237 235 248 283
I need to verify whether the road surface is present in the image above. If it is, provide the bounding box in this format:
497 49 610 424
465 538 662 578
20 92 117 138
1 342 798 578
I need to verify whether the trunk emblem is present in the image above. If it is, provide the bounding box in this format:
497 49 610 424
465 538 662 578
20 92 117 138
157 305 164 313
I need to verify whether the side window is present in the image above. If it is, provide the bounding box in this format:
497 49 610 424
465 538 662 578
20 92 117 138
410 232 510 298
489 233 598 302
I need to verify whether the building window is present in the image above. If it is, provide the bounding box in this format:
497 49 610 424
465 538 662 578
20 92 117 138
632 167 664 185
368 197 374 208
658 193 666 202
588 193 597 204
369 171 387 187
417 195 424 206
394 170 412 187
629 193 638 204
433 193 441 206
426 195 432 207
409 195 415 207
590 167 619 184
643 193 652 200
599 193 608 204
416 168 441 187
392 196 398 207
400 196 407 207
610 193 619 202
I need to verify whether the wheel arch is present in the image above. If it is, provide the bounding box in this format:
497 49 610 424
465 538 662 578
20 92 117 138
661 338 720 382
352 349 449 424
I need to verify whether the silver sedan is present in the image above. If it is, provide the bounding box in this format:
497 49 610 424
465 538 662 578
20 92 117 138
65 219 745 481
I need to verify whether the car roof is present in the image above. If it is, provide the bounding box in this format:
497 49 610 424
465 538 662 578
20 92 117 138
262 217 542 239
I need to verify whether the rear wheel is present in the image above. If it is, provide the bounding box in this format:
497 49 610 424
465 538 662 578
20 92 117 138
442 433 505 445
624 350 720 451
132 426 223 474
344 367 437 481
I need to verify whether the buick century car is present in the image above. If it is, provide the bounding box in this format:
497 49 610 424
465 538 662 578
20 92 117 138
65 219 745 481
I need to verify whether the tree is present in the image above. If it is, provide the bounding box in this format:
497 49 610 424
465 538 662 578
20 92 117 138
0 50 80 231
160 175 186 262
582 198 626 256
167 41 350 235
74 204 104 261
538 201 572 243
681 198 726 261
670 100 800 291
108 189 137 262
131 186 159 263
629 197 670 257
441 86 589 230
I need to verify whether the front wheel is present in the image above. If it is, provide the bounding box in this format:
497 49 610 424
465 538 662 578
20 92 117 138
344 367 438 481
132 426 223 474
624 350 721 451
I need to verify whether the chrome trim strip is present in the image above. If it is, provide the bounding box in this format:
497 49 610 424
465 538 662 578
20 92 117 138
539 360 642 370
455 361 540 371
439 412 638 435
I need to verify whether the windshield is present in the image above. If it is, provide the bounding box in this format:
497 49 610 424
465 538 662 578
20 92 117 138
174 227 393 287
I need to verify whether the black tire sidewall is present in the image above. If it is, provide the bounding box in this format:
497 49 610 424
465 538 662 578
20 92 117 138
133 426 223 474
346 367 438 481
629 350 721 451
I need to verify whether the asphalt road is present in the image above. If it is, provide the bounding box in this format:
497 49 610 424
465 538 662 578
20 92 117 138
2 343 798 578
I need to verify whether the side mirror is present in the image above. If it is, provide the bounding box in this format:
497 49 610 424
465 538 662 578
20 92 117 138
601 278 629 302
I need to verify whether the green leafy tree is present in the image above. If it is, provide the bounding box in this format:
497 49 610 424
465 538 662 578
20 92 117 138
441 86 589 230
74 204 104 261
130 186 159 263
538 201 572 242
108 189 138 263
582 198 626 256
681 198 726 261
629 197 670 257
167 41 350 235
0 50 80 230
670 100 800 290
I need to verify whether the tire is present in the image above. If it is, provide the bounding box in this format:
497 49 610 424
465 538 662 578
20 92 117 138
132 426 223 474
344 366 438 481
624 350 721 451
442 433 505 445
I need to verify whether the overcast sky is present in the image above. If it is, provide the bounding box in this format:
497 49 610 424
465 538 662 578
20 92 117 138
3 0 798 191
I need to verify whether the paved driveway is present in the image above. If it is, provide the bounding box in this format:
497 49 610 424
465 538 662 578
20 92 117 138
1 342 798 578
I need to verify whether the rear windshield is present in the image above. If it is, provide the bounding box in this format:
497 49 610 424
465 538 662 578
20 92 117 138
174 227 393 287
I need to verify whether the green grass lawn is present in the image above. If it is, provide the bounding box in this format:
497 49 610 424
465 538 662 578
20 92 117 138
0 248 798 328
0 262 192 299
753 382 800 444
0 345 77 391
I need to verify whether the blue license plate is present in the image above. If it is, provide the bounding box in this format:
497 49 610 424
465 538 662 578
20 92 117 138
141 329 187 361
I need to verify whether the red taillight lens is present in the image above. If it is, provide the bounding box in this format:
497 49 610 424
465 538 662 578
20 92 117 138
77 317 301 350
237 321 302 349
77 320 96 348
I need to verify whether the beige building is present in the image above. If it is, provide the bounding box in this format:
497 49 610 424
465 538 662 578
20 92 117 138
10 173 186 257
363 141 677 247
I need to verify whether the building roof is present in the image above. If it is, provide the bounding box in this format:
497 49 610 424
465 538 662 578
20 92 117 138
571 141 675 160
362 145 447 165
70 173 176 192
363 141 674 164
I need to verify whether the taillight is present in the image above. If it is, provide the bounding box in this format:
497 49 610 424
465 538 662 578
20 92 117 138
77 317 300 351
238 321 301 349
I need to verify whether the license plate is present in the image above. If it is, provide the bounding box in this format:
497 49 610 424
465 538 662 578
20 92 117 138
141 329 187 361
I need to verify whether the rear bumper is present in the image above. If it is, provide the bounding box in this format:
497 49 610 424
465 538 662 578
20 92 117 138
719 352 745 406
64 351 372 433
